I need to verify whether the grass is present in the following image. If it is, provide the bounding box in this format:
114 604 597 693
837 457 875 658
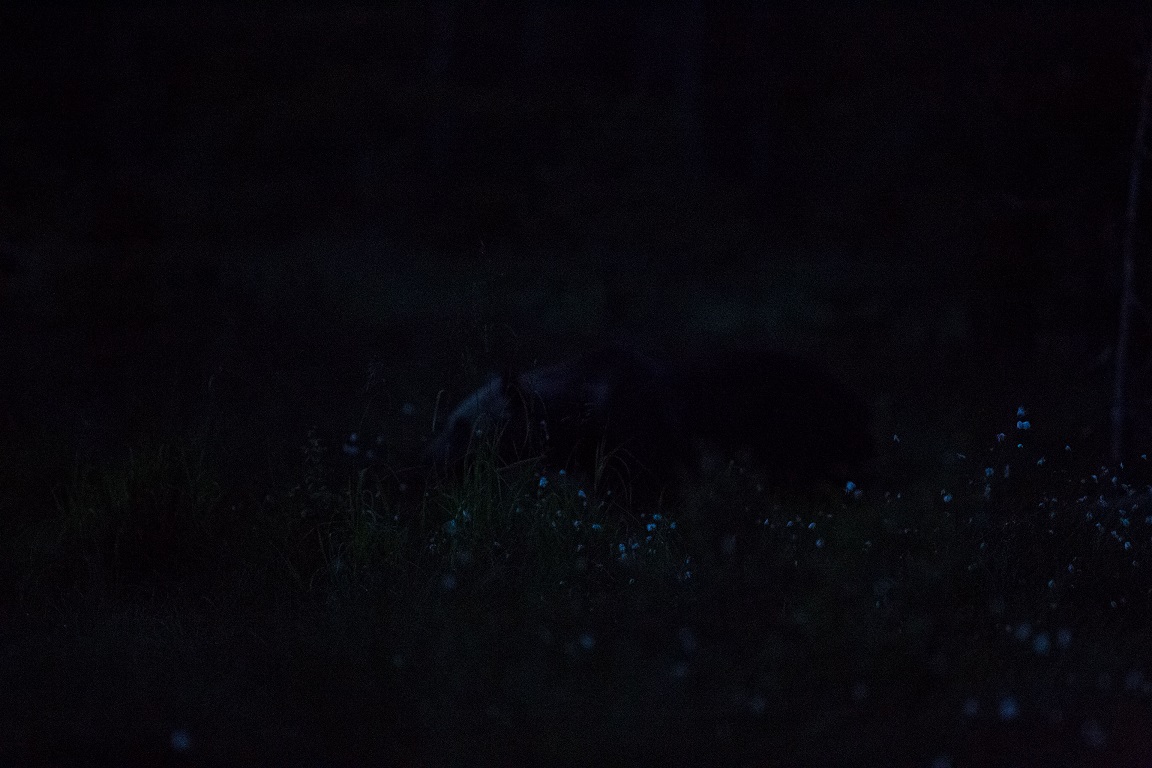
4 399 1152 767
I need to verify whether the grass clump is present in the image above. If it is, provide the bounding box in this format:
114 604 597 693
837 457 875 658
8 405 1152 767
24 442 224 604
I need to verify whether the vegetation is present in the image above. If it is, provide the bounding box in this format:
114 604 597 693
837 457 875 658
3 397 1152 768
1 8 1148 766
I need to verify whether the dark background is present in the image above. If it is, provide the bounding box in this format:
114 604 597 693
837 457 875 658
3 7 1152 765
1 5 1148 474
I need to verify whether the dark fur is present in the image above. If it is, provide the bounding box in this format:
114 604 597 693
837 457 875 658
678 349 873 486
425 344 872 503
